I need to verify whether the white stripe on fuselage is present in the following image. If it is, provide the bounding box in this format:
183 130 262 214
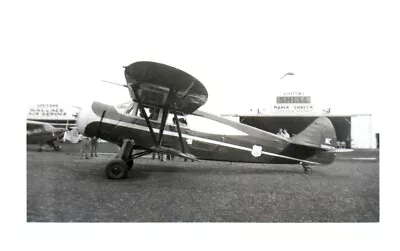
102 117 322 165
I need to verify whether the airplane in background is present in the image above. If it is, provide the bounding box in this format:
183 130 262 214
77 61 338 180
27 120 66 151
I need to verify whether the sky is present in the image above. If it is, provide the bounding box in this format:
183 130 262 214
3 0 399 131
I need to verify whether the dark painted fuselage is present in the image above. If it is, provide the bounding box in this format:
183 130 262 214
78 102 335 165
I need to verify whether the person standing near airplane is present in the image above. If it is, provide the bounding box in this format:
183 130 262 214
283 129 290 139
152 152 165 161
80 136 90 159
91 136 98 157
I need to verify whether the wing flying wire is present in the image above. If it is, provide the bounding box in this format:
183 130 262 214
102 80 128 88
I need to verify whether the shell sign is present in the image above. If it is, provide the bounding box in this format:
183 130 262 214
271 91 314 114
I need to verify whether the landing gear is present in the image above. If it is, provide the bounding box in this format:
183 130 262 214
105 139 154 180
105 159 129 180
105 139 135 180
302 163 312 174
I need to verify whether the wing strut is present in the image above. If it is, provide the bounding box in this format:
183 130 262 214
157 90 176 146
130 83 191 159
131 86 158 145
173 109 186 154
132 149 152 159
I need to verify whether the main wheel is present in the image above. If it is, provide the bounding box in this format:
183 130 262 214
105 159 129 180
53 145 61 151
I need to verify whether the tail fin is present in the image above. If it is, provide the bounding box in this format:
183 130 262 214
274 117 337 165
273 117 337 165
291 117 337 150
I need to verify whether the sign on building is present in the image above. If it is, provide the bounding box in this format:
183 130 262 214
27 104 77 120
271 91 314 114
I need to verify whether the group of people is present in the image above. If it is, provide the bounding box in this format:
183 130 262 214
152 152 172 162
152 152 193 162
336 141 348 149
277 128 291 139
80 136 98 159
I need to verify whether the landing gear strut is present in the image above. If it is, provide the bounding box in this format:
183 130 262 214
105 139 152 180
302 163 312 174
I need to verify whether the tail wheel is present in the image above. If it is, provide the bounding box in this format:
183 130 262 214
302 164 312 174
105 159 129 180
304 167 312 174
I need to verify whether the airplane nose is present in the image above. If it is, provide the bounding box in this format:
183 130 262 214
76 103 100 136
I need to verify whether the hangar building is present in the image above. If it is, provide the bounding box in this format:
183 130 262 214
222 89 377 149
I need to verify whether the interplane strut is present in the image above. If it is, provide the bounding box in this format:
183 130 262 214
157 89 176 146
130 82 188 158
131 85 158 145
173 110 186 154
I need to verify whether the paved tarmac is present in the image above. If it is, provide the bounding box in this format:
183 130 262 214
27 146 379 222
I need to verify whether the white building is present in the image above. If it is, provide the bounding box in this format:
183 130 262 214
27 103 80 128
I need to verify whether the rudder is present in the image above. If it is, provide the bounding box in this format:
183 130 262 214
289 117 337 165
291 117 337 150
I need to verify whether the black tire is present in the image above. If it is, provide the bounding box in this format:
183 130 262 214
105 159 129 180
54 146 61 151
304 167 312 174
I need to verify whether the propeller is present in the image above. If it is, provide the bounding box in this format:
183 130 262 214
102 80 128 88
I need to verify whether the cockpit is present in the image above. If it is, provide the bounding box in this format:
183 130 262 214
115 100 187 127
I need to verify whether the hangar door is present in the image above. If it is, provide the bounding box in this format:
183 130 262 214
239 116 351 143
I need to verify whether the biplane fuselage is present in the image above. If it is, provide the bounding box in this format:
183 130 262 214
76 61 336 179
78 101 335 166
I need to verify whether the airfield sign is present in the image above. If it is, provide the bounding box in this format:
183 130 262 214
27 104 77 120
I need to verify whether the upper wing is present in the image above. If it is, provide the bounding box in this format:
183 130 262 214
124 61 208 114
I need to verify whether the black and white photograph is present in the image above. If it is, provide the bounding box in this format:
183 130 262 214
2 0 398 250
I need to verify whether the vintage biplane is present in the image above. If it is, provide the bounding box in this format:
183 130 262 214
27 120 66 151
77 61 337 179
